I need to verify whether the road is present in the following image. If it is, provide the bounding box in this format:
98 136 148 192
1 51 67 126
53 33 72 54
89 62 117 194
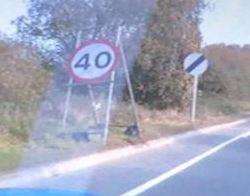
2 120 250 196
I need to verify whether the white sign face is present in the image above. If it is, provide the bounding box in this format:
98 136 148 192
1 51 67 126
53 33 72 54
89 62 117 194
184 53 208 77
68 40 120 84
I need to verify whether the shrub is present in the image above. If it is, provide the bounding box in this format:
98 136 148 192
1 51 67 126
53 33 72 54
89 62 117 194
131 0 205 110
0 40 52 140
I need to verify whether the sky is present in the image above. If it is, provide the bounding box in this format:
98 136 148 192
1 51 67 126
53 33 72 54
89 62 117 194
200 0 250 46
0 0 26 35
0 0 250 46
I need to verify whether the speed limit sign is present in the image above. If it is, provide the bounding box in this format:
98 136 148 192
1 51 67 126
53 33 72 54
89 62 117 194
68 40 120 84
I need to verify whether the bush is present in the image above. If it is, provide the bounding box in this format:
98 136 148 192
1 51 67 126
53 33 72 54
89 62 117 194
132 65 190 110
131 0 205 110
0 40 52 140
202 44 250 100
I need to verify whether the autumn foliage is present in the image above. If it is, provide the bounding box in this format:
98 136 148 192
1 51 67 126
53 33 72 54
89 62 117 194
132 0 205 110
202 44 250 100
0 40 52 139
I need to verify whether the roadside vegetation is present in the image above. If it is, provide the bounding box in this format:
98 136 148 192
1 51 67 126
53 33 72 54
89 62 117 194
1 0 250 172
0 39 52 173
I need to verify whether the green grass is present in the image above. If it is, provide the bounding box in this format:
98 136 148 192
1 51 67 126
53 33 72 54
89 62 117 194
198 93 240 116
0 101 38 140
0 101 35 173
0 135 23 174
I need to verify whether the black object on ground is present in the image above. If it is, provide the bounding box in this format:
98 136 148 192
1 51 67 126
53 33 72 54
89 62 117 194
124 124 140 137
58 124 105 142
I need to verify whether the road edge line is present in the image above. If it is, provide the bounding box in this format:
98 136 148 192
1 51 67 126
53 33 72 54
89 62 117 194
0 118 249 187
121 131 250 196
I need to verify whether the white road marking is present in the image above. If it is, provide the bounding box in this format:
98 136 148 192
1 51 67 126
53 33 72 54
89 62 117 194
0 138 174 187
121 131 250 196
1 119 249 188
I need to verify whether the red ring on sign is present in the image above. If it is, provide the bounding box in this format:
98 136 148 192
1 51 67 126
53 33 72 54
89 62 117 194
65 39 120 84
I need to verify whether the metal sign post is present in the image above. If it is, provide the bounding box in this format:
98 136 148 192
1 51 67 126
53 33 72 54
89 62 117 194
62 32 82 130
119 39 141 132
64 28 140 144
191 75 198 122
103 27 122 145
184 53 209 122
66 32 121 144
103 27 142 144
62 77 74 130
63 34 120 130
87 84 100 125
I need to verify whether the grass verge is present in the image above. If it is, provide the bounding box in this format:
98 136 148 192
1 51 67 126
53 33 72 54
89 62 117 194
0 134 23 175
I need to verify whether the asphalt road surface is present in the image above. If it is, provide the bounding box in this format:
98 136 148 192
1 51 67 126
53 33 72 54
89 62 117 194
3 120 250 196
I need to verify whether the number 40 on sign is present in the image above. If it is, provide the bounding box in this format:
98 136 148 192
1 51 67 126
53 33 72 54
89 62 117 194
68 40 120 84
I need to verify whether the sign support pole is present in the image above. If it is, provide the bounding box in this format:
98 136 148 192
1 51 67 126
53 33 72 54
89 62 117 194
119 39 141 132
87 84 100 125
62 32 82 130
191 75 198 122
63 33 101 130
62 78 73 130
103 27 122 145
184 53 209 123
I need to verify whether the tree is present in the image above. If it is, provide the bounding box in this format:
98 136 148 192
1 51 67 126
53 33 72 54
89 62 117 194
0 38 51 139
202 44 250 99
0 39 51 104
132 0 205 110
14 0 153 69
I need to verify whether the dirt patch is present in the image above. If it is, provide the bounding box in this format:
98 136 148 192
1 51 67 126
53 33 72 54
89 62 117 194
105 104 238 149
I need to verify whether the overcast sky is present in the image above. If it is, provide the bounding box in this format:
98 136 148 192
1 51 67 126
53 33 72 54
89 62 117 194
0 0 250 46
0 0 26 34
200 0 250 46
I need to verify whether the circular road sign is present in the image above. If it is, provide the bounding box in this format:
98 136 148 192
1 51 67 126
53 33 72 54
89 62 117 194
68 40 120 84
184 53 208 77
